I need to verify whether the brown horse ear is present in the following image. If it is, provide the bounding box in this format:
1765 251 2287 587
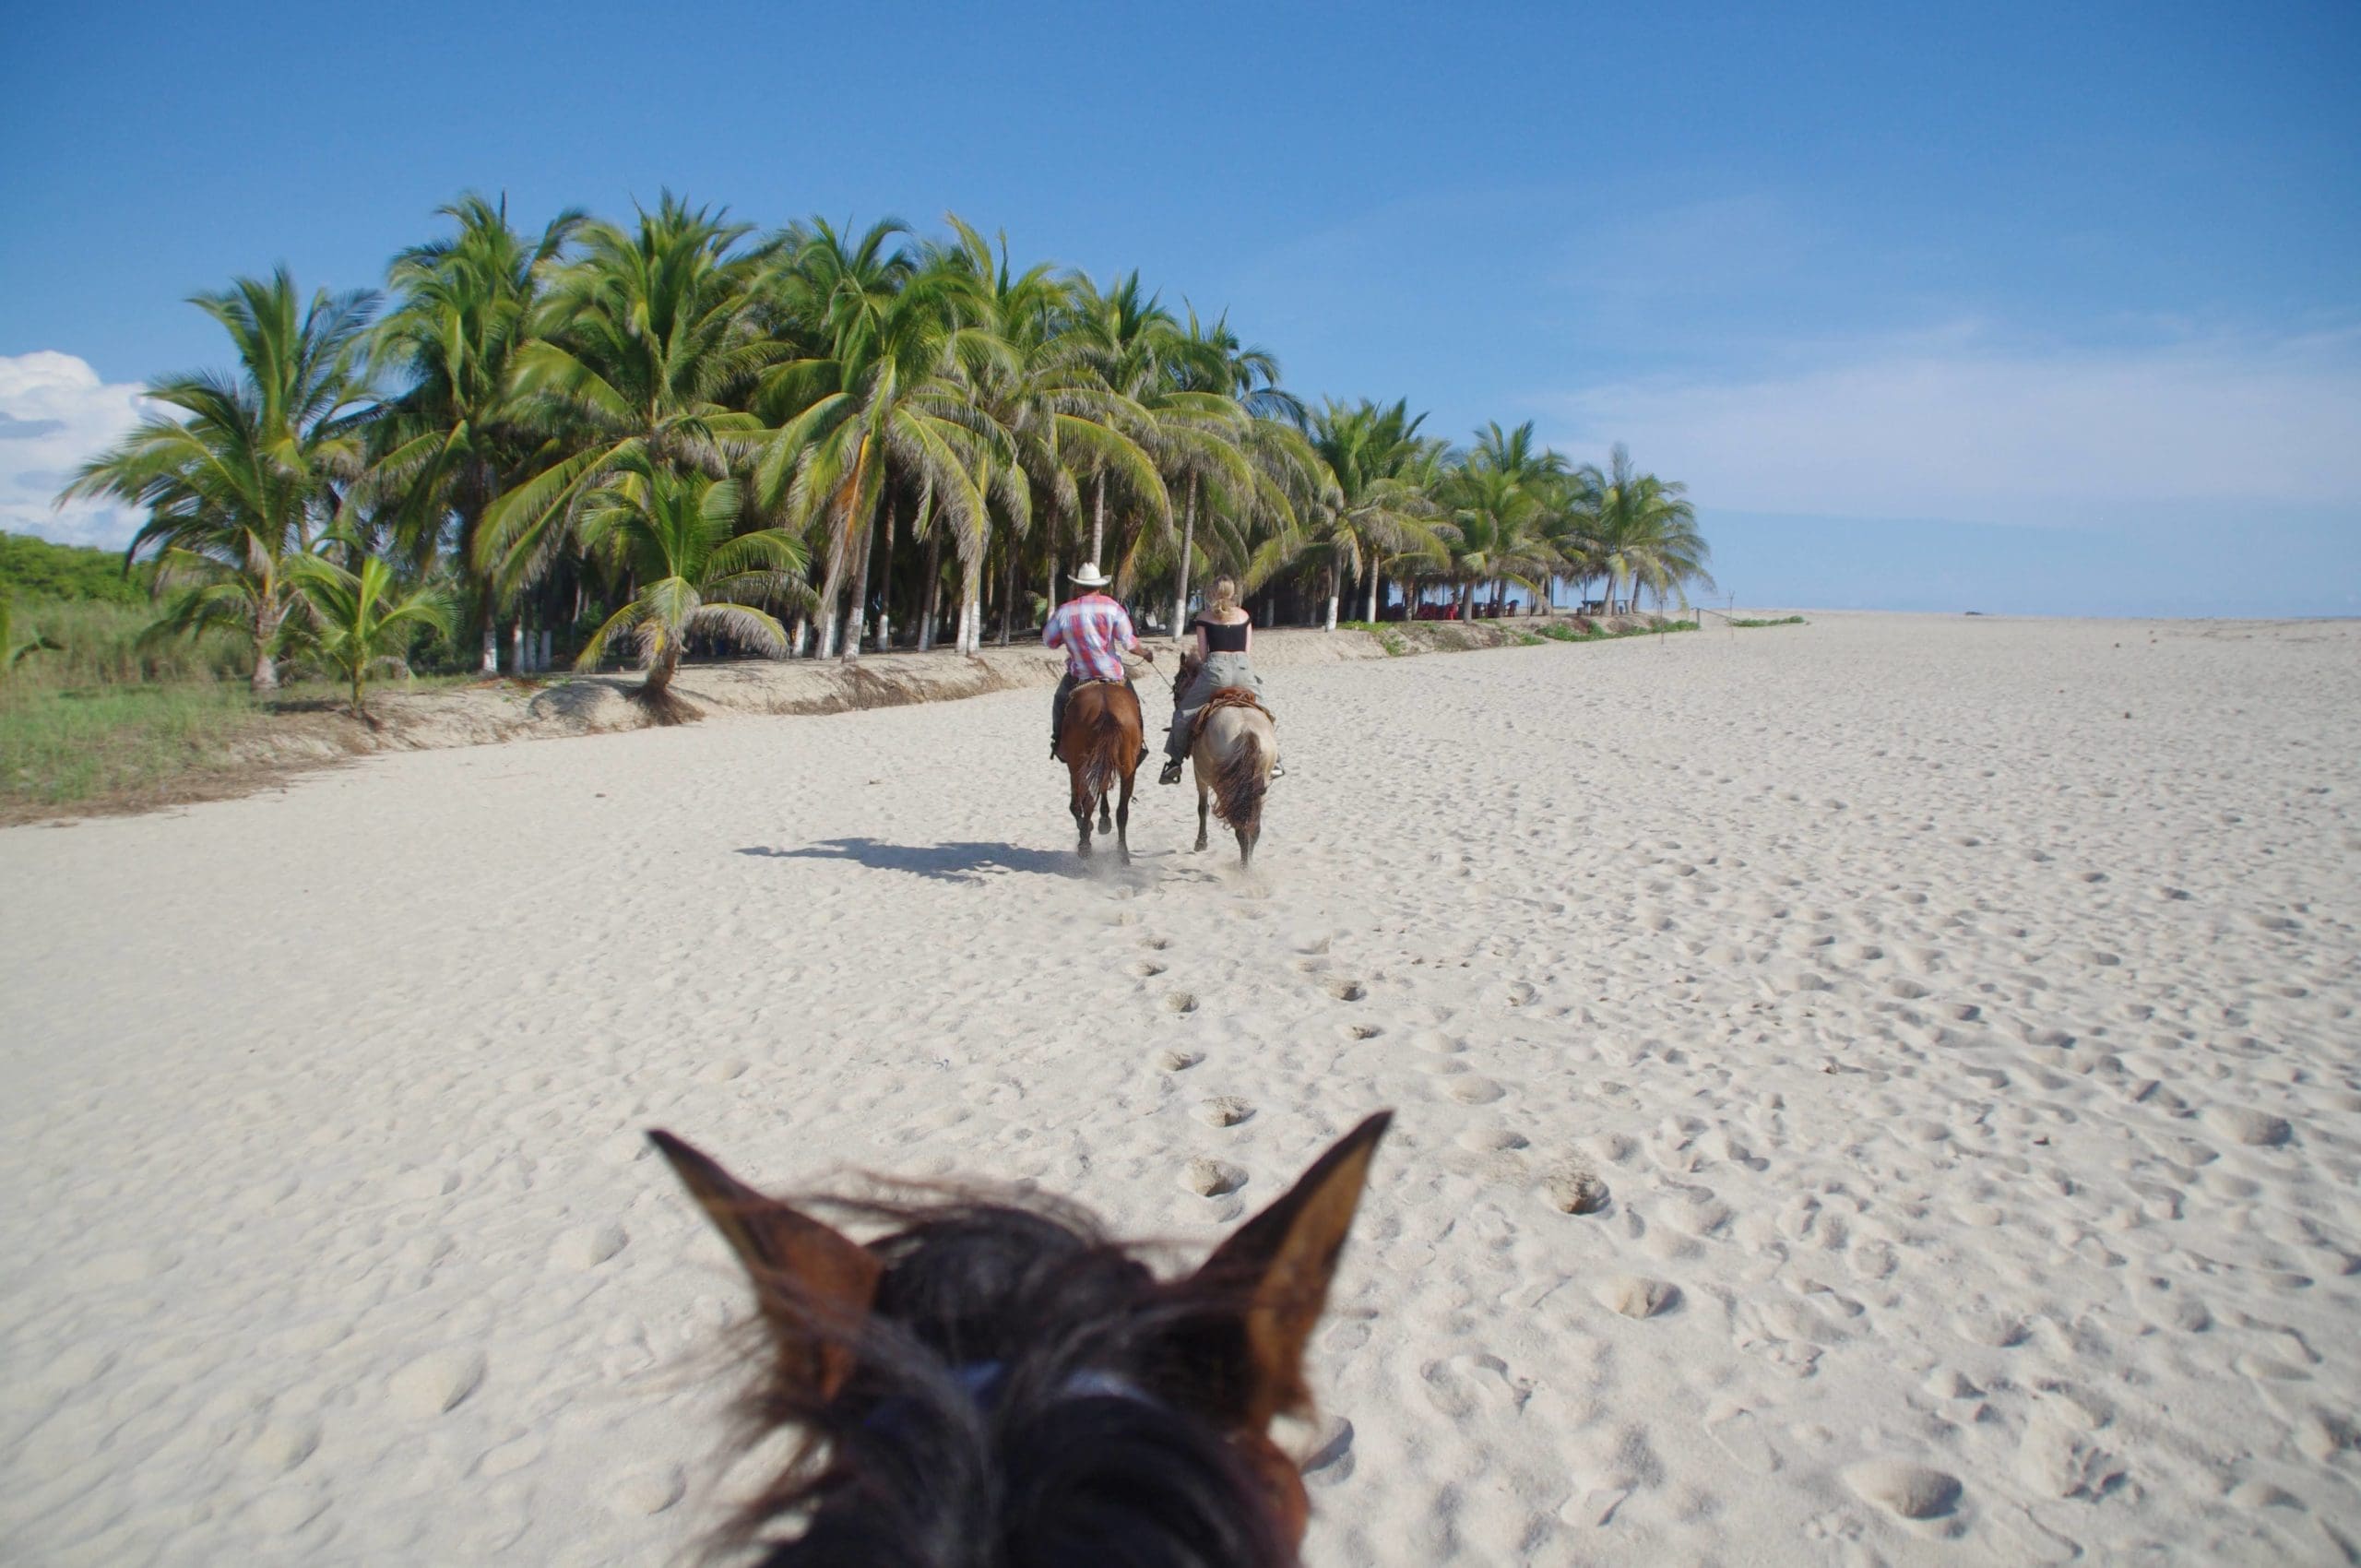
1185 1111 1392 1430
648 1130 882 1400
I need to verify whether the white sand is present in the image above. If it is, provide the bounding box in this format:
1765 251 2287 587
4 612 2358 1565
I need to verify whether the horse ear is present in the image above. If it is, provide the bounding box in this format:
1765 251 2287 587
1185 1111 1392 1430
648 1130 882 1401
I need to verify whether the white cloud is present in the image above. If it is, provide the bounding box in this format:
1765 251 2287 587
0 351 155 549
1547 328 2361 527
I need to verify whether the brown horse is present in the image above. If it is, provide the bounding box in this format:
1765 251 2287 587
650 1111 1392 1566
1059 679 1142 862
1173 652 1277 867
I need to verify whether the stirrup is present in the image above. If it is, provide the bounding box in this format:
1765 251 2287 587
1158 758 1184 785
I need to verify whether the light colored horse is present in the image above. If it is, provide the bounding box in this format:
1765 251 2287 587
1175 651 1276 867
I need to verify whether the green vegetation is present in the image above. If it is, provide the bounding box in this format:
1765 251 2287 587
1729 615 1808 628
286 553 456 718
1536 617 1698 644
0 532 151 604
1337 620 1409 656
1 684 267 816
20 192 1714 812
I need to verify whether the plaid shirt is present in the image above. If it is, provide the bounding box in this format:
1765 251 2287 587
1043 593 1139 682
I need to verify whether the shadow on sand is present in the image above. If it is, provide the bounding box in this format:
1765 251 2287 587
739 837 1115 885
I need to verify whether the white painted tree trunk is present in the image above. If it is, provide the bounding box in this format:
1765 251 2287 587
1325 591 1340 633
1366 569 1381 623
1089 475 1106 566
510 621 524 673
480 620 498 675
1170 473 1197 642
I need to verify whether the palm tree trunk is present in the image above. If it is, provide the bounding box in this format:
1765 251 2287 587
872 504 895 652
1324 564 1340 633
1089 473 1106 567
1366 566 1381 624
478 584 499 675
248 598 281 693
999 546 1016 647
841 502 875 663
1170 472 1197 643
918 529 942 652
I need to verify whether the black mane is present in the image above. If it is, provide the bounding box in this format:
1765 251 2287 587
729 1195 1296 1568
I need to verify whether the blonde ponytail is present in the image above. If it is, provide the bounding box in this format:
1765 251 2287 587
1209 576 1240 615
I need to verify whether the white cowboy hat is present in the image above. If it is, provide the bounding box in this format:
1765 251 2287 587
1067 562 1113 588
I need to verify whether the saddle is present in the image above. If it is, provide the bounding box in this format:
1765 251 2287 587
1189 686 1273 744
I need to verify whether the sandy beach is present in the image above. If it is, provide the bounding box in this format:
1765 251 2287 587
3 611 2357 1565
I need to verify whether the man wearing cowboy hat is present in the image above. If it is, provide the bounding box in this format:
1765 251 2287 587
1044 561 1153 758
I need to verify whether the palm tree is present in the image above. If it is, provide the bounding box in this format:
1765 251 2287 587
1161 308 1310 636
755 220 1003 661
286 552 454 717
369 193 583 673
476 195 778 599
1572 443 1713 614
571 469 813 722
1277 399 1445 630
1439 458 1559 619
62 270 376 692
1067 272 1180 580
1468 422 1569 610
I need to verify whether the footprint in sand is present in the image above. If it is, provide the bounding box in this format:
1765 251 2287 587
1326 979 1368 1002
552 1223 627 1270
1162 991 1199 1015
1132 959 1168 978
1544 1160 1610 1215
1596 1276 1679 1319
1196 1096 1254 1127
601 1463 686 1516
1341 1023 1382 1040
2201 1105 2293 1146
1298 1413 1354 1484
1447 1075 1507 1105
1138 934 1171 951
1156 1049 1204 1073
1845 1460 1963 1519
245 1417 321 1474
1181 1158 1247 1197
389 1347 486 1418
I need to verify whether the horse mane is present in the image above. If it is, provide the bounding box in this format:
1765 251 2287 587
720 1193 1296 1568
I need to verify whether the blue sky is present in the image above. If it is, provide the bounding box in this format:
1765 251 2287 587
4 0 2355 613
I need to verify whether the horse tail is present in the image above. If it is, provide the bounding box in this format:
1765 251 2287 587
1210 728 1268 834
1074 688 1137 803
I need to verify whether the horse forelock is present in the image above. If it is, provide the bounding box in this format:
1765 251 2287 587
728 1195 1296 1568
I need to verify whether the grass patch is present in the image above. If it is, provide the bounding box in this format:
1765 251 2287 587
1339 621 1409 656
1537 617 1699 644
0 682 276 819
1509 630 1546 646
1728 615 1808 628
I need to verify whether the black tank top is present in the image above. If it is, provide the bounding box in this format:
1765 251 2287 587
1195 615 1250 653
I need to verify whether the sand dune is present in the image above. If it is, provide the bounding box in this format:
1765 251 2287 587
4 612 2357 1564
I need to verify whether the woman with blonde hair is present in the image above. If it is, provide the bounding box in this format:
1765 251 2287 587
1159 576 1276 784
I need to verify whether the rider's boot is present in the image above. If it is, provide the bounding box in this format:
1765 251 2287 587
1158 755 1184 785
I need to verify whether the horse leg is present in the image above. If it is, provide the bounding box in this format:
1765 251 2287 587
1194 773 1210 852
1070 768 1093 859
1115 768 1134 862
1238 823 1255 868
1098 792 1113 833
